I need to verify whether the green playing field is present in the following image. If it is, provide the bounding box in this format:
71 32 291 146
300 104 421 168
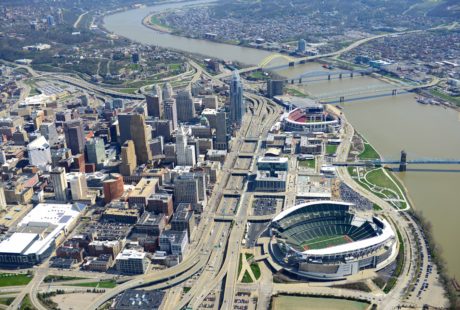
302 235 352 250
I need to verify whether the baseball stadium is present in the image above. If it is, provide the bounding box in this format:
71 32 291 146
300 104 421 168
269 201 397 280
281 103 339 133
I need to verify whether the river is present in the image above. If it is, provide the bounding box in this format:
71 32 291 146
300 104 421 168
104 2 460 279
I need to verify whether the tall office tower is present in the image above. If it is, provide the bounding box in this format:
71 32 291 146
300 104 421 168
50 167 67 201
67 172 88 201
230 71 244 125
40 122 58 145
64 119 85 155
162 82 173 100
176 89 195 122
176 126 196 166
215 110 228 150
297 39 307 53
85 138 106 169
174 173 207 210
120 140 137 176
164 98 178 130
267 79 285 98
153 119 173 142
146 84 163 118
117 114 152 164
0 183 6 209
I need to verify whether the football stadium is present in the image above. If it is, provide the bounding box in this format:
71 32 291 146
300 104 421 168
269 201 397 280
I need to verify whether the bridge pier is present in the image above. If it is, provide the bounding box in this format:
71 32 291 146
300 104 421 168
289 62 295 67
291 80 294 84
350 72 354 78
399 150 407 172
300 60 306 64
328 74 331 80
339 73 343 79
361 72 365 76
299 78 302 84
392 89 397 96
339 96 345 103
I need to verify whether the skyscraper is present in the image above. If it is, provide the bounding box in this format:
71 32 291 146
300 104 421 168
85 138 106 169
267 79 285 98
146 84 163 118
230 71 244 125
164 98 178 130
67 172 88 201
64 119 85 155
120 140 137 176
176 89 195 122
176 126 196 166
118 114 152 164
215 110 228 150
50 167 67 201
162 82 173 101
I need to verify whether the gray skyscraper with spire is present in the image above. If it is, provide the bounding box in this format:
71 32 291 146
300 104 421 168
230 71 244 125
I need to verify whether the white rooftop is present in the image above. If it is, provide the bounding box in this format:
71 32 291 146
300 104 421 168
27 136 50 151
19 203 78 227
0 233 37 254
116 249 146 261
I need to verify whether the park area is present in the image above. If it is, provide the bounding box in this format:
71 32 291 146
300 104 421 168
0 273 32 287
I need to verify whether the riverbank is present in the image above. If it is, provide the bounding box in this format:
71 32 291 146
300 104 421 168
143 14 173 34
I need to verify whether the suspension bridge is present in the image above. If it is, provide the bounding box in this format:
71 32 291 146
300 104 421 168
334 151 460 172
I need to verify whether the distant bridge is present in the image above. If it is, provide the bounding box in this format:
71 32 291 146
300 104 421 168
334 159 460 166
334 151 460 172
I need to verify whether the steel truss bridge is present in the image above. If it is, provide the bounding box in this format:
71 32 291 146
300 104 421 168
334 159 460 167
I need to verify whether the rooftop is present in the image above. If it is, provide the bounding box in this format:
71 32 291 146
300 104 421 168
116 249 146 261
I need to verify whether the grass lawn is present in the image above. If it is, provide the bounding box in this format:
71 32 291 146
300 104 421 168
20 294 36 310
169 63 182 71
366 168 400 195
248 71 269 80
299 158 316 169
250 263 261 280
358 143 380 160
0 273 33 287
241 270 253 283
347 166 358 177
285 88 308 98
66 280 116 288
430 89 460 107
183 287 191 293
150 15 171 30
245 253 254 261
44 275 85 283
302 235 351 250
373 204 382 211
326 144 338 155
0 297 14 306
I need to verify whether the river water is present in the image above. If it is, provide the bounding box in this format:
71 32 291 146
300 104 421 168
104 2 460 279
